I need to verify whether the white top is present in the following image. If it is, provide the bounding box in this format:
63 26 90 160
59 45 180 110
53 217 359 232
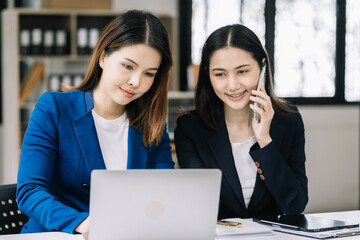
231 136 258 208
92 110 129 170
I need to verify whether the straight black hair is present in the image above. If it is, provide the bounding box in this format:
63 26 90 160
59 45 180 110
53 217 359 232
195 24 294 129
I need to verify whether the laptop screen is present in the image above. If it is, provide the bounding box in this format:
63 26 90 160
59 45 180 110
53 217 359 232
88 169 222 240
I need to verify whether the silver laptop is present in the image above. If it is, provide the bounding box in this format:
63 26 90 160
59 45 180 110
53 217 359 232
88 169 222 240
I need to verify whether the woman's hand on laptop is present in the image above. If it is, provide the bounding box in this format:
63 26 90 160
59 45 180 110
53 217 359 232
75 216 90 234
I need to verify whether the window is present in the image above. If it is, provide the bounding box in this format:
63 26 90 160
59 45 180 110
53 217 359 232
185 0 360 103
274 0 336 98
345 0 360 102
191 0 265 65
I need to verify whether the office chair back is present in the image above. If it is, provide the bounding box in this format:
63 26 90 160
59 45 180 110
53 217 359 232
0 184 28 235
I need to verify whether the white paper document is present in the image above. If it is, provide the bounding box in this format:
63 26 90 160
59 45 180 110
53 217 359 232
215 218 273 237
0 232 85 240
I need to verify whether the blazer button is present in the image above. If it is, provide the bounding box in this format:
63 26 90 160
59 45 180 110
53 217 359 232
260 174 265 180
254 161 260 167
257 168 263 174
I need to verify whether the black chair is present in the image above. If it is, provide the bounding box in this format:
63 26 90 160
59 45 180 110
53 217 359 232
0 184 28 235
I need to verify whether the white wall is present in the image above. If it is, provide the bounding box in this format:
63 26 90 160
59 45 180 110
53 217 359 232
0 124 2 179
112 0 177 17
300 106 360 213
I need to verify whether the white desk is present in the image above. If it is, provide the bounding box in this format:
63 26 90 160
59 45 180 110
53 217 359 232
0 211 359 240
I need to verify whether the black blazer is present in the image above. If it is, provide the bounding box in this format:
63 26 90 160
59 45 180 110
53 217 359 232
174 106 308 219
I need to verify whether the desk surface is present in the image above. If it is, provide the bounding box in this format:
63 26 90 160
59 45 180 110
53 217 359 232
0 210 359 240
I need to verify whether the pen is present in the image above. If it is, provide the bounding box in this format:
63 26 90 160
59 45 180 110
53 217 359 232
334 230 360 238
217 220 242 228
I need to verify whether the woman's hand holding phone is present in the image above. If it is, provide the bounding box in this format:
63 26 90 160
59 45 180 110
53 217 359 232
250 82 274 148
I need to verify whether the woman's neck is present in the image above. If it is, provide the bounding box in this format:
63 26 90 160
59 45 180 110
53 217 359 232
92 87 125 120
224 105 255 143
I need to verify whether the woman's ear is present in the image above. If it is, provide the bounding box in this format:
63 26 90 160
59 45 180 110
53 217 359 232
99 51 106 69
262 57 266 67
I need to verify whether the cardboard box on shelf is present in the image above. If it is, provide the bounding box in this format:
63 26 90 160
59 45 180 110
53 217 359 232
43 0 111 9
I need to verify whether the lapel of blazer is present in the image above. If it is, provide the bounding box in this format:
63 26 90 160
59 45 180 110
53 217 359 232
207 111 246 209
73 90 106 171
247 114 285 213
127 126 149 169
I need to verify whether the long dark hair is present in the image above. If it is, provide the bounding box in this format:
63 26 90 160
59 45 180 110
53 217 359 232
195 24 294 129
69 10 173 146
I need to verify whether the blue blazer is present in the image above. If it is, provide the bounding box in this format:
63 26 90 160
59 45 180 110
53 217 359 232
174 106 308 219
17 90 174 233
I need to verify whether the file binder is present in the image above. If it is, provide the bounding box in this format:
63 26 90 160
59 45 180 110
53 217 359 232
61 75 72 91
43 29 55 55
73 74 83 87
89 28 100 53
19 29 31 55
31 28 43 55
77 27 88 55
49 75 61 92
55 29 68 55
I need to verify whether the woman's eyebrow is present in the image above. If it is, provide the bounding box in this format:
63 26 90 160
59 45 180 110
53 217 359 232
211 67 226 71
124 57 159 71
234 64 250 69
211 64 250 71
124 57 138 66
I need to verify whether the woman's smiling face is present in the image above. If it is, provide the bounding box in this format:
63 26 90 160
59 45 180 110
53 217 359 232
97 44 162 110
209 46 261 112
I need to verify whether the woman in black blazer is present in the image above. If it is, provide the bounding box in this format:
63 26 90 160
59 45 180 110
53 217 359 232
174 24 308 219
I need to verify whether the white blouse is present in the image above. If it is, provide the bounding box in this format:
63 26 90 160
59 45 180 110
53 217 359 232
231 136 258 208
92 110 129 170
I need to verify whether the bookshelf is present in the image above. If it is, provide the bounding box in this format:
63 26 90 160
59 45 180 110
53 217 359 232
1 8 179 184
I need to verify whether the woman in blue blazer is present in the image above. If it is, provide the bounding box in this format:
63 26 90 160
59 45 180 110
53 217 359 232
174 24 308 219
17 10 174 234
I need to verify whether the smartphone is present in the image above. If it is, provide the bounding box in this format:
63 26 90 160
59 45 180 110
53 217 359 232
253 64 266 122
